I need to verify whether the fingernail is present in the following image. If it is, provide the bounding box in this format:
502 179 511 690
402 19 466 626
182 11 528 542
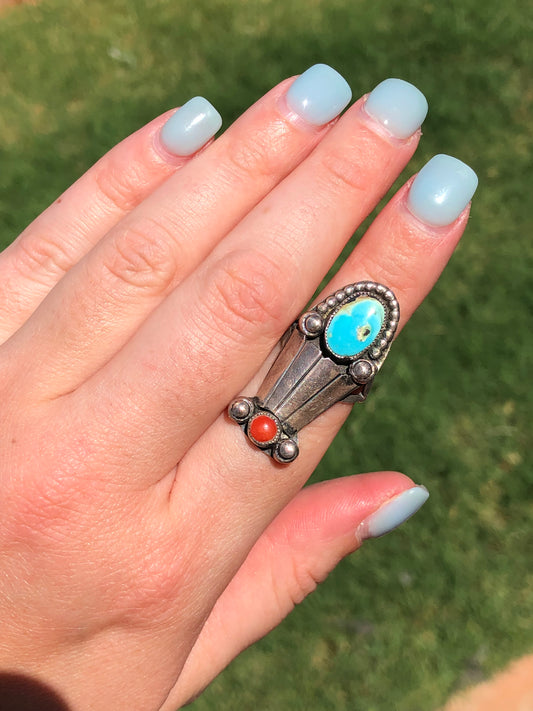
358 486 429 540
407 154 479 227
160 96 222 156
285 63 352 126
364 78 428 139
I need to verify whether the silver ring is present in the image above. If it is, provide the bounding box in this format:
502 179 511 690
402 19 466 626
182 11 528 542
228 281 399 463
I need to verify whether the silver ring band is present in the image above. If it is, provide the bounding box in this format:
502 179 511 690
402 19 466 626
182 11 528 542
228 281 399 463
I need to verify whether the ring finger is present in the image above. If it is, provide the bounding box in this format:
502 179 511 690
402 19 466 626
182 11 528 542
74 79 440 482
91 149 476 493
164 152 478 612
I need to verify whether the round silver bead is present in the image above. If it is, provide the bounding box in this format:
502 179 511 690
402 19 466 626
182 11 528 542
384 290 394 301
391 309 399 320
345 284 355 295
370 347 381 359
317 302 328 313
229 398 252 422
327 297 337 308
349 359 374 384
274 439 299 463
376 284 386 294
300 312 323 336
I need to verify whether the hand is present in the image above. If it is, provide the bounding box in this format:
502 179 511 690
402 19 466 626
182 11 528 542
0 66 477 710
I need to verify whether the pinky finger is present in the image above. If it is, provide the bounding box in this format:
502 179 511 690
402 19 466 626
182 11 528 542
0 98 221 342
163 471 429 709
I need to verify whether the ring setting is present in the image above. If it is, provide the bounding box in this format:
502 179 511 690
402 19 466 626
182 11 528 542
228 281 399 463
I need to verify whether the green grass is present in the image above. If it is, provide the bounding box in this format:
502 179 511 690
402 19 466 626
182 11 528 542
1 1 532 709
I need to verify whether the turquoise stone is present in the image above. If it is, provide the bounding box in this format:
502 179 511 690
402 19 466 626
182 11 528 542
325 297 385 358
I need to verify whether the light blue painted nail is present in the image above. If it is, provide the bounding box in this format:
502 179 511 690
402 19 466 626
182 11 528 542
359 486 429 539
160 96 222 156
365 78 428 139
407 154 479 227
286 63 352 126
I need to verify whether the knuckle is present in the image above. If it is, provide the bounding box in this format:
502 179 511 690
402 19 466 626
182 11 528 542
223 129 283 184
94 150 151 213
128 542 189 614
318 146 369 195
2 458 79 546
356 229 421 303
356 252 404 291
287 555 321 607
12 232 72 283
103 219 179 294
208 249 291 340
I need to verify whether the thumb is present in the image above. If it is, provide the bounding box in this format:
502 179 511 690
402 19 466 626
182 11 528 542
166 471 429 708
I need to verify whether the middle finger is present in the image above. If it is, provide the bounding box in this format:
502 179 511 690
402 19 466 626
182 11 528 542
79 78 429 480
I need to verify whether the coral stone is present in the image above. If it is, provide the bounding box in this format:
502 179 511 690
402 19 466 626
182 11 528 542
249 414 278 443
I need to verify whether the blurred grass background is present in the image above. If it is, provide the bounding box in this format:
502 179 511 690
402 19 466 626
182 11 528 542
0 0 531 709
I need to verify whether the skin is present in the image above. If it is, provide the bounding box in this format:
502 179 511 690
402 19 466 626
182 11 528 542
0 76 471 710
